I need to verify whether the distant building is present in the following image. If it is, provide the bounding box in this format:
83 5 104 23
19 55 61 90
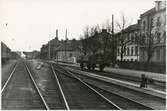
56 39 81 63
23 50 40 59
1 42 11 63
139 1 166 63
40 30 61 59
10 51 20 59
116 24 140 62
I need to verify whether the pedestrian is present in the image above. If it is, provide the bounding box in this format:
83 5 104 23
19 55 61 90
140 74 147 88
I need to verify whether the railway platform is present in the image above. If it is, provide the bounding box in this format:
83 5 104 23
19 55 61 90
56 62 165 82
54 62 166 99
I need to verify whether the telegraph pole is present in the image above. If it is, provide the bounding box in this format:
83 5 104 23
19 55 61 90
56 29 58 63
65 29 67 61
111 14 116 67
48 25 51 60
48 34 51 60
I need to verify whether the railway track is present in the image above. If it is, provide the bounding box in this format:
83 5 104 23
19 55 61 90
1 62 17 92
54 64 165 110
26 61 68 110
2 60 48 110
51 64 121 110
61 64 165 89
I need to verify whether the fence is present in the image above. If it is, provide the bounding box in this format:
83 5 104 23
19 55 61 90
117 61 166 74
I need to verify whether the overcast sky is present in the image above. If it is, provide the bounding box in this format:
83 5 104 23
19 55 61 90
0 0 155 51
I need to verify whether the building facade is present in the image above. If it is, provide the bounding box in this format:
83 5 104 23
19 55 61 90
139 1 166 63
116 24 140 62
56 39 81 63
40 30 61 59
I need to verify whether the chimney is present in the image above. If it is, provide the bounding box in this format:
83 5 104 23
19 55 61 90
56 29 58 39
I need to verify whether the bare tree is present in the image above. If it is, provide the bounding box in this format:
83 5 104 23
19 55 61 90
116 13 132 62
140 21 164 69
79 25 102 55
79 26 90 55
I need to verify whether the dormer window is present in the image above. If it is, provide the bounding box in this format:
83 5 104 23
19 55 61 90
143 21 146 31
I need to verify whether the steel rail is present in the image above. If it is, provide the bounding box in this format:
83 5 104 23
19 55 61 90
64 66 155 110
51 64 70 110
88 83 154 109
1 63 17 93
25 63 49 110
54 65 122 110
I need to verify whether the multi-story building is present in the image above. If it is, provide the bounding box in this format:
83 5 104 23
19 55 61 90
56 39 81 63
116 24 140 62
40 30 61 59
139 1 166 63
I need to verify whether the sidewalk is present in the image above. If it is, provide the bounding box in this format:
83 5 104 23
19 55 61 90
57 62 166 83
104 67 166 82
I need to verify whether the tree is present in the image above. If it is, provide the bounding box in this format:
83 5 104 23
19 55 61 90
115 13 132 62
79 25 100 55
79 26 90 55
140 20 163 69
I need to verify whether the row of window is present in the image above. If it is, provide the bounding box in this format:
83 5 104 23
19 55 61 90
117 33 139 43
141 49 165 62
140 31 166 44
117 59 138 62
142 16 162 31
117 46 139 56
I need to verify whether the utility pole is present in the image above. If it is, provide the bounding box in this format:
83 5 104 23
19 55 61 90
65 29 67 61
56 29 58 63
111 14 116 67
48 34 51 60
48 25 51 60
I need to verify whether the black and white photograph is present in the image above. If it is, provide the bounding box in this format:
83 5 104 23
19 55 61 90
1 0 166 110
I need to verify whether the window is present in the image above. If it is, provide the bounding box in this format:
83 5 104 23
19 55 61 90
157 32 161 43
151 18 154 29
163 49 166 60
128 35 130 41
117 48 119 56
134 33 138 42
131 47 134 55
124 47 126 55
142 35 145 44
131 35 134 42
135 46 138 55
127 47 129 55
143 21 146 31
157 17 161 27
157 1 161 10
69 53 72 57
163 31 166 43
156 50 160 61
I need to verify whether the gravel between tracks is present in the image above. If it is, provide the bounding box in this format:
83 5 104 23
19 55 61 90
64 66 166 110
53 64 120 110
26 60 67 109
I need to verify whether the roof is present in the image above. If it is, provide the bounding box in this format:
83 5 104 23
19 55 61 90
140 7 156 18
114 23 139 36
124 24 139 32
56 40 80 51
